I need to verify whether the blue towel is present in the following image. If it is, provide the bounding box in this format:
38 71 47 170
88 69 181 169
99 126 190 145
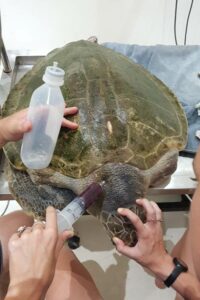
103 43 200 153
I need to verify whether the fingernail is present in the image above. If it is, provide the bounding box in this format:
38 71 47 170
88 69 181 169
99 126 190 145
47 206 54 210
113 237 120 243
136 199 142 203
20 118 27 130
117 208 123 213
67 231 74 238
20 119 31 131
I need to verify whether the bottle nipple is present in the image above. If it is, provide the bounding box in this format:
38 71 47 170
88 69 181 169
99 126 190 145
43 61 65 86
53 61 58 68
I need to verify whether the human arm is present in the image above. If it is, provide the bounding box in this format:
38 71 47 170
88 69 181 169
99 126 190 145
5 206 73 300
113 199 200 300
0 106 78 148
193 146 200 181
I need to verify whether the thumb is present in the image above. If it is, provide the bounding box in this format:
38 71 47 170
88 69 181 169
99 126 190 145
113 237 136 259
113 237 125 252
55 230 74 258
61 230 74 242
19 119 32 133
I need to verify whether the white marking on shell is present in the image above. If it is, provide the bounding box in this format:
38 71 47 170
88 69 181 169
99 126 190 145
107 121 113 134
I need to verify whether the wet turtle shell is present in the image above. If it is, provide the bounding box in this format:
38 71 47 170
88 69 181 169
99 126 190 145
2 40 187 246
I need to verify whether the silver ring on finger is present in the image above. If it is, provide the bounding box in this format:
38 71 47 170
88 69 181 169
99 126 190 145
146 219 163 223
17 225 27 237
33 221 45 229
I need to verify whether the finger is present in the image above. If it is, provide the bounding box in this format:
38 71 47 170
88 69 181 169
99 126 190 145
32 221 45 231
19 119 32 133
18 109 32 133
155 277 166 289
61 230 74 241
136 198 156 221
113 237 137 258
61 118 78 129
21 226 32 234
150 201 162 221
64 107 78 116
9 232 20 242
45 206 57 231
55 230 74 256
117 208 144 235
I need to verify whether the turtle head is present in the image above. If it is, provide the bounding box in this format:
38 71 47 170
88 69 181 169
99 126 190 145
101 205 146 247
87 163 148 246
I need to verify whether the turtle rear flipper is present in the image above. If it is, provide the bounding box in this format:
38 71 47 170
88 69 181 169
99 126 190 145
145 149 178 187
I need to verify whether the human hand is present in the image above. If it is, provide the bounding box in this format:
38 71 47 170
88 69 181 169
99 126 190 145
0 106 78 147
6 206 73 299
113 199 173 278
62 106 79 130
0 109 32 147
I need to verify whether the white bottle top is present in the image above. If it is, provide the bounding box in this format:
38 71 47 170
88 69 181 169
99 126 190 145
43 61 65 86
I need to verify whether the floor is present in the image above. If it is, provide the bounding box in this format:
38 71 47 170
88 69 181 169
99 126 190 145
0 198 188 300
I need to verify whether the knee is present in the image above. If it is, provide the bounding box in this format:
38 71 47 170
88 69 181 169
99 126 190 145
0 210 34 230
0 210 34 274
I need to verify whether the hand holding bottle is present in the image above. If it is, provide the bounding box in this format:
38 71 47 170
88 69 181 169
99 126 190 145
0 107 78 149
0 109 32 147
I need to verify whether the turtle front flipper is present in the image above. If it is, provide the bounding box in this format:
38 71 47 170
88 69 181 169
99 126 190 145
27 168 97 195
144 149 178 187
6 165 76 219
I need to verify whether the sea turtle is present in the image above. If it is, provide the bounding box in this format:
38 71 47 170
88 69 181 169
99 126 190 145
2 40 187 247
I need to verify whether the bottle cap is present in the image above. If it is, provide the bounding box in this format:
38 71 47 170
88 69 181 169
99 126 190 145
43 61 65 86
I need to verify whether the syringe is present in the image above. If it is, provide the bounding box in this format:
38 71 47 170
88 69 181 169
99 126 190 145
57 182 104 232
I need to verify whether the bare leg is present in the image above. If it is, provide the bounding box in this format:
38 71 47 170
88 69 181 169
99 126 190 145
171 229 195 273
46 246 102 300
156 149 200 299
188 184 200 279
0 210 102 300
156 211 198 300
170 229 195 300
189 147 200 279
0 210 34 299
169 185 200 299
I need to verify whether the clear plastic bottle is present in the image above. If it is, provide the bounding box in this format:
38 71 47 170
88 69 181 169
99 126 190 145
21 62 65 169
